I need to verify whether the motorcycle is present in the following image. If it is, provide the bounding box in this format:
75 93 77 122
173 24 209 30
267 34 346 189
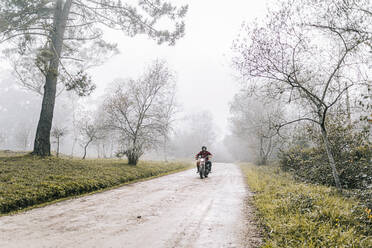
197 155 211 179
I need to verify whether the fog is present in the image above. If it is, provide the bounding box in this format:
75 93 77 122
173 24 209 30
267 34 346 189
89 0 270 134
0 0 271 161
0 0 370 163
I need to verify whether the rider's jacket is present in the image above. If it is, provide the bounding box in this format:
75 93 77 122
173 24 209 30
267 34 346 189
195 150 212 161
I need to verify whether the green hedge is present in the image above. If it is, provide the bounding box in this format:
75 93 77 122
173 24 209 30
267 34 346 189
241 164 372 248
0 154 190 214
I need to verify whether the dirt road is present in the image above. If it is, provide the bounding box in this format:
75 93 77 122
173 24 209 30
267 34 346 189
0 163 261 248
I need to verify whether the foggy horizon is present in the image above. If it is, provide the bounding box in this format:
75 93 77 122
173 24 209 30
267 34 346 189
0 0 274 160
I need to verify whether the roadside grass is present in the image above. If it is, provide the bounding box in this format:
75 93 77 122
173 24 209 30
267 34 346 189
0 151 191 215
240 163 372 248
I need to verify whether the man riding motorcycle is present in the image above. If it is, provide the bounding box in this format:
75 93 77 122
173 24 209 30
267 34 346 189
195 146 213 173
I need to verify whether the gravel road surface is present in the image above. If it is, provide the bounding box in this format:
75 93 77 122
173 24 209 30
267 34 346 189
0 163 261 248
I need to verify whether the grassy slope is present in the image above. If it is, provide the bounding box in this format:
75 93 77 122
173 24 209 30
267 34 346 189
240 163 372 248
0 151 191 215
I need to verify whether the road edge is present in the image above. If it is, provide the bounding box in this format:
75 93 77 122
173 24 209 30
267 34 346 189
238 163 263 248
0 165 193 218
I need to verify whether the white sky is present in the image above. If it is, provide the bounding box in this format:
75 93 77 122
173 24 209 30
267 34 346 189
89 0 271 137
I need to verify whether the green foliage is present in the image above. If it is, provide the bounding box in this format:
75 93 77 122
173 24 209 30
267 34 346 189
305 120 370 163
0 0 52 34
65 70 96 97
241 164 372 248
279 119 372 207
279 144 372 189
0 152 190 214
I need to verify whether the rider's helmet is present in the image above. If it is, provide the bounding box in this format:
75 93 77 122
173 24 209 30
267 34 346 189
202 146 207 151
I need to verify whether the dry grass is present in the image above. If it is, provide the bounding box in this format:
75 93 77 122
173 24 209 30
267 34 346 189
241 163 372 248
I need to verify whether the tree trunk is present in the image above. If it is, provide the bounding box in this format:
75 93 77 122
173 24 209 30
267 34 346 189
96 143 101 158
163 135 168 162
260 157 267 165
102 143 107 158
82 143 88 160
56 137 60 157
70 97 78 158
71 138 77 158
110 141 114 158
126 147 140 165
261 136 273 165
345 82 351 124
127 155 138 165
259 136 266 165
32 0 72 156
320 126 342 189
82 137 94 159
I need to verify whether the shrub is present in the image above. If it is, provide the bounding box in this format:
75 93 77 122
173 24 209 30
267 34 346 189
279 118 371 207
279 144 372 190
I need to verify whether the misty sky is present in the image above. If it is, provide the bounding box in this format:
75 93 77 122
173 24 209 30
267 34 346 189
89 0 271 138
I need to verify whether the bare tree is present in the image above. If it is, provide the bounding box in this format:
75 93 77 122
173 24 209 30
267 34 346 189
68 93 80 158
171 110 217 159
78 114 102 159
160 92 177 162
187 111 217 150
322 0 372 123
103 60 177 165
0 0 188 156
79 116 99 159
223 134 251 162
92 129 109 158
229 93 284 165
14 125 32 150
232 0 372 189
51 126 67 157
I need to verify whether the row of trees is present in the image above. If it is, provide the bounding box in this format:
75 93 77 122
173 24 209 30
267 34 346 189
0 0 188 157
0 64 221 163
51 108 220 163
228 0 372 189
170 111 217 159
46 60 177 164
227 93 283 165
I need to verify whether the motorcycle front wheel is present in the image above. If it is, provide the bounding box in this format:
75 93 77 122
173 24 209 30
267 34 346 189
199 165 205 179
